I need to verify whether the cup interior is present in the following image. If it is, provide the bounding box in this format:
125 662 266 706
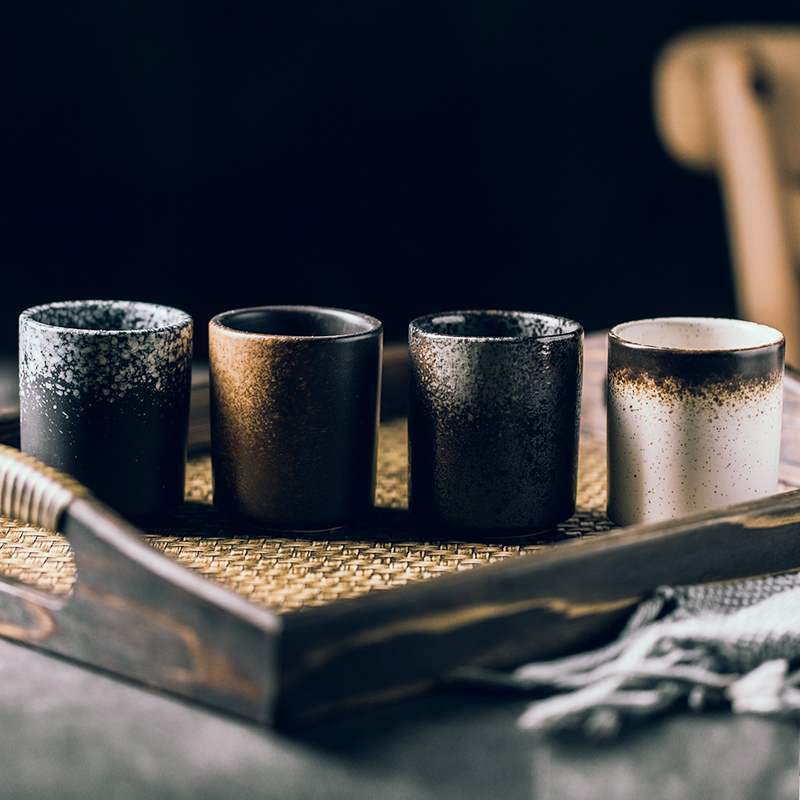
412 310 580 340
214 307 381 338
612 317 783 352
23 301 189 333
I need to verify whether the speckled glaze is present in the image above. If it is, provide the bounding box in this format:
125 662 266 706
209 306 382 531
607 317 785 526
19 300 193 517
408 310 583 537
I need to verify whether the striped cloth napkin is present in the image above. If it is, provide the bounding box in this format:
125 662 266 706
451 573 800 738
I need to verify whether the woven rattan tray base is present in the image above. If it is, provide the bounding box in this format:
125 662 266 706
0 418 612 613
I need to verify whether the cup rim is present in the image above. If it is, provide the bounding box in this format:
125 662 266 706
409 309 583 343
209 305 383 342
609 316 785 354
20 300 192 337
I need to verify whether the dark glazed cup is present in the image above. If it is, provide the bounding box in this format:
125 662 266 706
209 306 383 531
409 310 583 536
19 300 193 517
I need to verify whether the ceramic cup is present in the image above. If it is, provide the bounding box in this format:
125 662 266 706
19 300 193 517
408 310 583 536
209 305 383 531
607 317 785 527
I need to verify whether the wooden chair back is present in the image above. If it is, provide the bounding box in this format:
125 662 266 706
654 26 800 364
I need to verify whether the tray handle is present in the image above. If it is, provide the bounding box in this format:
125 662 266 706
0 444 87 532
0 444 281 724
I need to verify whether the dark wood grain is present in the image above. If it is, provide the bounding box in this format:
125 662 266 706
277 487 800 722
1 335 800 726
0 494 281 722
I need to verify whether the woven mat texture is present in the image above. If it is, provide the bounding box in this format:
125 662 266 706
0 419 612 613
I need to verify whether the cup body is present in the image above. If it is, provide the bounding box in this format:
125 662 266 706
19 300 193 516
607 317 784 526
408 310 583 535
209 306 382 531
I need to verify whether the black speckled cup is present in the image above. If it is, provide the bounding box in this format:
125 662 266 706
19 300 193 517
409 310 583 537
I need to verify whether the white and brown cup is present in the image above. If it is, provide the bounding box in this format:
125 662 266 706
607 317 784 526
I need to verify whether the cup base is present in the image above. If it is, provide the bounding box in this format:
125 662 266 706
211 500 352 536
405 512 571 544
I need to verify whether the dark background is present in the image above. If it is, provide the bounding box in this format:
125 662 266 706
4 2 796 356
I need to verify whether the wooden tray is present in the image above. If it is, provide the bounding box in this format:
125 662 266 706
1 333 800 727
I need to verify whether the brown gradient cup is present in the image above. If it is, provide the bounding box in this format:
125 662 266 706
209 306 383 531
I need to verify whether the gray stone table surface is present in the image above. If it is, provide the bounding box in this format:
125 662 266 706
0 358 797 798
0 637 795 800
